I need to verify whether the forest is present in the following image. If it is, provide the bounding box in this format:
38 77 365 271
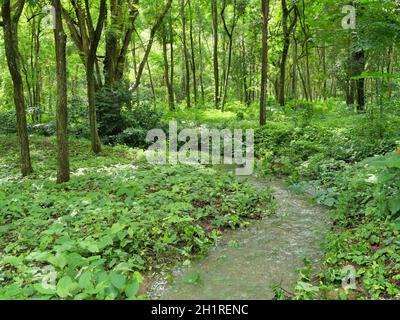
0 0 399 301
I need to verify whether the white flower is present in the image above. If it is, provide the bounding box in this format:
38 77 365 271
365 174 378 184
70 210 79 217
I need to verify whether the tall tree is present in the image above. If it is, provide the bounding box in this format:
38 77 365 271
260 0 270 126
53 0 70 183
169 12 175 107
132 0 173 90
212 0 220 109
278 0 297 106
1 0 33 176
188 0 198 106
62 0 107 154
220 0 240 111
162 22 175 110
104 0 139 87
181 0 191 108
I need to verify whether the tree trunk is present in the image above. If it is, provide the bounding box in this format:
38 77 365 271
212 0 220 109
53 0 70 183
241 35 249 105
278 0 297 106
221 0 238 111
355 49 366 111
291 32 298 99
188 0 198 106
260 0 270 126
169 12 175 106
162 25 175 110
87 55 102 154
1 0 33 176
133 0 173 90
104 0 138 88
198 28 205 104
181 0 191 108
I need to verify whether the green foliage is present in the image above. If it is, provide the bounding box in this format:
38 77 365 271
0 111 17 134
96 82 132 138
112 104 164 148
313 153 400 300
250 104 400 300
0 135 274 300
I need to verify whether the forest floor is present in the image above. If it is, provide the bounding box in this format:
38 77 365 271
0 135 274 300
0 101 399 300
149 176 330 300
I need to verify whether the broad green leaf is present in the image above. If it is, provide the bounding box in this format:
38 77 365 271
389 197 400 215
78 271 93 290
33 283 56 295
56 276 77 298
125 279 140 299
110 271 126 290
111 223 126 234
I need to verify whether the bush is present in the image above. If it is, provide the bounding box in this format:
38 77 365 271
96 82 132 138
0 110 17 134
29 122 56 136
111 105 164 148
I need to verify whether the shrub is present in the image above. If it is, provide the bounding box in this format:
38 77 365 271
96 82 132 138
0 110 16 134
111 105 164 148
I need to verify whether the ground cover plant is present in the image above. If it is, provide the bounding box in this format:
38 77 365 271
0 136 274 299
1 0 400 302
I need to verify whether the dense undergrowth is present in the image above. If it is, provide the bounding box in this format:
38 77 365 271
0 99 399 300
251 103 400 299
160 99 400 299
0 136 274 299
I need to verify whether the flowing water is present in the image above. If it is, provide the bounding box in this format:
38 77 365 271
149 176 330 300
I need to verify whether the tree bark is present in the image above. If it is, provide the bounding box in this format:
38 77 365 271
61 0 106 154
1 0 33 176
162 24 175 110
188 0 198 106
260 0 270 126
87 55 102 154
53 0 70 183
278 0 297 106
132 0 173 90
354 49 366 111
169 12 175 106
212 0 220 109
181 0 191 108
241 35 249 105
104 0 139 87
221 0 238 111
198 26 205 104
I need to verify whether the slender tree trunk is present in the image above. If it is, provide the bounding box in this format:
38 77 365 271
387 46 393 99
133 0 173 90
198 28 205 104
162 25 175 110
169 13 175 106
322 44 327 100
354 49 366 111
53 0 70 183
241 35 249 105
1 0 33 176
260 0 270 126
212 0 220 109
278 1 297 106
188 0 198 106
291 32 298 99
221 0 238 111
305 41 312 100
87 55 102 154
181 0 191 108
297 62 309 100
